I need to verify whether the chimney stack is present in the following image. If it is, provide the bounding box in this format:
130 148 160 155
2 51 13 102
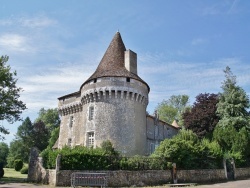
125 49 137 75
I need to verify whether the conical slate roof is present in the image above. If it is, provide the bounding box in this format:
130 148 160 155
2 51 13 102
81 32 149 90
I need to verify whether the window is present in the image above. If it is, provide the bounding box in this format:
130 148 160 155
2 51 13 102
94 78 97 83
68 138 72 146
126 77 130 82
69 116 73 127
150 143 155 154
89 106 94 120
88 132 94 147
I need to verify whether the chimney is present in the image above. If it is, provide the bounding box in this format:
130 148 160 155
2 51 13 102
125 49 137 75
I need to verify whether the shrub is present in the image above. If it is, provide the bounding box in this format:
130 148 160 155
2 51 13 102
0 168 4 178
20 166 28 174
14 159 23 171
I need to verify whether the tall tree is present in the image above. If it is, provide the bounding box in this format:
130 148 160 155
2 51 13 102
0 56 26 139
155 95 189 124
35 108 60 132
183 93 219 139
35 108 61 148
0 142 9 167
216 66 250 131
31 120 50 151
213 67 250 161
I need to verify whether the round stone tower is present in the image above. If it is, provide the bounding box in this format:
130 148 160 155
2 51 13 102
58 32 149 156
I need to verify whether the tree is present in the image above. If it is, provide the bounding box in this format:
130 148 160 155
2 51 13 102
155 95 189 124
16 117 33 143
216 66 250 131
213 67 250 163
31 120 50 151
7 139 26 166
35 108 60 132
183 93 219 139
35 108 60 148
0 142 9 167
0 56 26 139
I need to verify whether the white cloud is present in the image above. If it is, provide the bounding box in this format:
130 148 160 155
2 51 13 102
19 15 57 28
0 34 30 52
191 38 209 46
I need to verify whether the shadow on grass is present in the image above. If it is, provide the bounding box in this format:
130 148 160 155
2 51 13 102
0 176 27 183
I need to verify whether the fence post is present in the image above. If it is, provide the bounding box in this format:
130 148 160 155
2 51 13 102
172 163 177 184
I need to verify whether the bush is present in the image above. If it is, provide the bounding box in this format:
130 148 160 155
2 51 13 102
0 168 4 178
14 159 23 171
20 166 28 174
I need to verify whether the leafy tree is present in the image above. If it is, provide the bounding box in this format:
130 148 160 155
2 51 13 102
35 108 60 148
152 129 200 169
216 66 250 131
183 93 219 139
213 67 250 164
16 117 33 143
35 108 60 132
0 142 9 167
156 95 189 124
153 129 223 169
31 120 50 151
7 139 26 166
0 56 26 140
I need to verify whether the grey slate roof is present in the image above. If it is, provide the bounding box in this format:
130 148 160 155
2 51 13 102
81 32 149 91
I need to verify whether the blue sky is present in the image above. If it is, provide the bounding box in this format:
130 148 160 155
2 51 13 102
1 0 250 144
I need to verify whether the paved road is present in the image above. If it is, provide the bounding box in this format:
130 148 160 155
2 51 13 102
0 179 250 188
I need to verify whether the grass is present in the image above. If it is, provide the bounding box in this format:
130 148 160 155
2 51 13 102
0 168 27 183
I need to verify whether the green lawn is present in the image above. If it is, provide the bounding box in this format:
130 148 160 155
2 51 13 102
0 168 27 183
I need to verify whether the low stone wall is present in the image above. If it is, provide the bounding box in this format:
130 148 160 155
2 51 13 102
56 170 172 187
177 169 226 183
235 167 250 179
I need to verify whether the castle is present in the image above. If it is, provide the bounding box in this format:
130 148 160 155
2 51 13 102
56 32 179 156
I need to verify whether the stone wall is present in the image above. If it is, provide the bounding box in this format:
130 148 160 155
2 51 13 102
177 169 227 183
56 170 172 187
235 167 250 179
28 147 56 185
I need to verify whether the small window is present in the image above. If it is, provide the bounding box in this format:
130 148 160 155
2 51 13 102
94 78 97 83
126 77 130 82
89 106 94 120
69 116 73 127
68 138 72 146
88 132 94 147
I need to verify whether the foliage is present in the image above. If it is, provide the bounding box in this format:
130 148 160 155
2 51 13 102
156 95 190 124
152 129 223 169
20 166 28 174
31 120 50 151
0 55 26 140
35 108 60 132
213 67 250 165
183 93 219 139
100 140 119 156
48 127 60 148
35 108 60 149
41 145 168 170
216 66 250 131
0 142 9 167
7 140 27 166
14 159 23 171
